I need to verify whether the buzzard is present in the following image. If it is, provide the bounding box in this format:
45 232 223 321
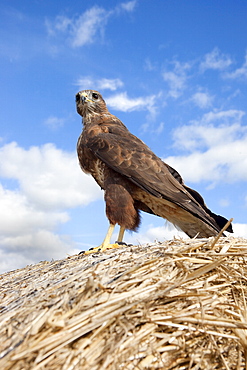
76 90 233 253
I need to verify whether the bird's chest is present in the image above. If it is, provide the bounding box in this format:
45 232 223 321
91 159 106 188
77 141 105 189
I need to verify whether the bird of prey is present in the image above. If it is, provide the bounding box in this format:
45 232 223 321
76 90 233 253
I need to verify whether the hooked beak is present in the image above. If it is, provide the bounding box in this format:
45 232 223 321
75 92 92 105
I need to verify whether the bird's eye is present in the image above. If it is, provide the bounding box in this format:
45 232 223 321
92 93 99 100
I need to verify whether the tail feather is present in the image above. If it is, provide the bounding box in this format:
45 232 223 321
165 163 233 235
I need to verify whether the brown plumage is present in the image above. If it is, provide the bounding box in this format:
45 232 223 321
76 90 233 252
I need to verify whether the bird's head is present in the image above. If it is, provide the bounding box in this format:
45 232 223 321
75 90 107 118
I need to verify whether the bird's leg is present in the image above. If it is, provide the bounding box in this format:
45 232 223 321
101 223 115 248
84 223 121 254
116 226 125 243
115 226 133 247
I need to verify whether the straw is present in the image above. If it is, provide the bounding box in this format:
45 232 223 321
1 234 247 369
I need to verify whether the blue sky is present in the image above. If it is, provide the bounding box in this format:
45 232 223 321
1 0 247 273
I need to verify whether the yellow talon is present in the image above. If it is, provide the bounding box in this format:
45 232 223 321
84 243 121 254
83 224 127 255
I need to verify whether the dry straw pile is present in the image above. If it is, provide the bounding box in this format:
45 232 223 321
1 233 247 369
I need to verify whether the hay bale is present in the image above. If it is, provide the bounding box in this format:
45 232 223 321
1 236 247 369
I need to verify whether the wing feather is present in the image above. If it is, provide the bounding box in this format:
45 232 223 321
83 128 220 232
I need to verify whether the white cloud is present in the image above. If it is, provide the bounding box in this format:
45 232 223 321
191 91 214 109
172 111 245 152
0 185 68 235
0 142 102 209
162 61 191 98
219 198 230 208
75 77 124 91
141 121 165 135
124 224 187 245
0 183 73 273
224 53 247 80
198 109 245 125
71 6 109 47
232 224 247 238
53 15 72 33
124 222 247 246
44 115 65 129
0 229 74 274
154 121 165 135
97 78 124 91
0 142 102 273
106 91 157 115
144 58 157 71
45 15 71 36
46 2 137 48
200 47 233 71
164 110 247 184
46 7 109 47
119 0 137 12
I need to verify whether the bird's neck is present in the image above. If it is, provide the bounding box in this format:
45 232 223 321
83 111 115 127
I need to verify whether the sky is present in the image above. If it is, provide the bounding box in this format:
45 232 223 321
0 0 247 273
